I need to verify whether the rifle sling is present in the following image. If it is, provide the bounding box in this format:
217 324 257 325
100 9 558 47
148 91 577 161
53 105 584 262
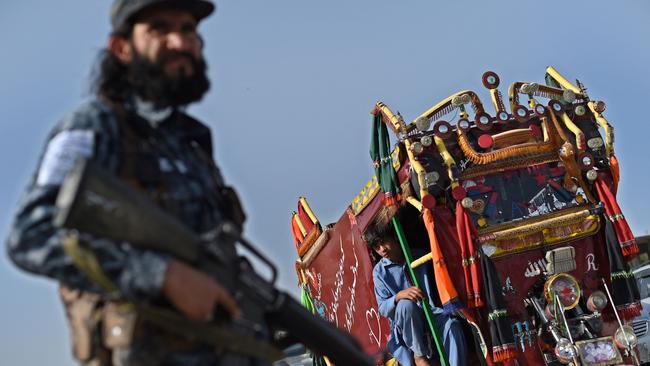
135 304 284 362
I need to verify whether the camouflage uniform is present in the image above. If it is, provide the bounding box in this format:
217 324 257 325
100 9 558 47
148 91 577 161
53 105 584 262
6 96 257 366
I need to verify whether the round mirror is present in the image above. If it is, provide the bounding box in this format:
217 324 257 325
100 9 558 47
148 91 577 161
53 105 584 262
458 119 470 130
582 156 592 166
498 111 509 121
487 76 496 84
479 116 489 125
517 108 527 117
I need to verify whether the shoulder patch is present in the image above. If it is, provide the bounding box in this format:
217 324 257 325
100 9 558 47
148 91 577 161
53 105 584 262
36 130 95 186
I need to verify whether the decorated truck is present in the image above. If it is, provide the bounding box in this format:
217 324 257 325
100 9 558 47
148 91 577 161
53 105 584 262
288 67 643 366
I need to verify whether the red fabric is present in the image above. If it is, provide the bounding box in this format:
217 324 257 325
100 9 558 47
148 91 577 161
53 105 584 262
422 208 462 312
456 202 483 308
594 177 638 259
610 154 620 195
298 203 315 233
617 301 642 321
433 208 469 305
291 216 305 252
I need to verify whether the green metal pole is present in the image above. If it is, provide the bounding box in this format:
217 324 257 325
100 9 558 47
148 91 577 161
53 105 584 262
391 217 449 366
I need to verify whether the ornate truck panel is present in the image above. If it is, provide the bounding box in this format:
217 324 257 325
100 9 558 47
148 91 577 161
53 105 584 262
291 67 641 366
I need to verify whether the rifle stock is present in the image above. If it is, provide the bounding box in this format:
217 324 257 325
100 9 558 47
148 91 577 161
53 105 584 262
55 159 374 366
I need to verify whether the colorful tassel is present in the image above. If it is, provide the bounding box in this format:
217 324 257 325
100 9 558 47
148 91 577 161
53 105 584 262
456 202 483 308
594 176 638 259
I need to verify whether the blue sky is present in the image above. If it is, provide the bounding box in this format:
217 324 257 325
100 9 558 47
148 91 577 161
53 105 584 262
1 1 649 365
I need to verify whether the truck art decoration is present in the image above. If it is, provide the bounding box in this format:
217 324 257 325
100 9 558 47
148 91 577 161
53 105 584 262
289 66 641 366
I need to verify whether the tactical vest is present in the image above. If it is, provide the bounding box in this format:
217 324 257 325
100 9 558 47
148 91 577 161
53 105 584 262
60 101 249 365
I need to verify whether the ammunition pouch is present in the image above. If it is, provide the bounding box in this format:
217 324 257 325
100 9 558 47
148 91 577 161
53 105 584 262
59 285 103 362
102 302 137 349
60 286 139 363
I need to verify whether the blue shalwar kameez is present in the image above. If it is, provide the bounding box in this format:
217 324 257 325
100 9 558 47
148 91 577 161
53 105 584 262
372 254 467 366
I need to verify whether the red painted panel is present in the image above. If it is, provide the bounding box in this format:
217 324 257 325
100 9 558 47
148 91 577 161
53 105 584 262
302 209 391 357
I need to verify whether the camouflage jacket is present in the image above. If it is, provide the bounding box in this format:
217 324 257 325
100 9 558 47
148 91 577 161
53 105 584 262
6 96 239 301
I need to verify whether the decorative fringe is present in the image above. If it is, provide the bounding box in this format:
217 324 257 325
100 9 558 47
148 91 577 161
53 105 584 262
595 177 638 259
492 343 517 363
617 301 642 321
456 202 483 309
620 239 639 258
382 193 401 207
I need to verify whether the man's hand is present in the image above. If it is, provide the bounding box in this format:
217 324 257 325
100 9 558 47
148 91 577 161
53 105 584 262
395 286 424 303
163 259 241 321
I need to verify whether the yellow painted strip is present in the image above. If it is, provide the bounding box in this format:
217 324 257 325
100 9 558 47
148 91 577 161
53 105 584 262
404 138 429 202
545 66 582 95
375 101 404 134
587 101 614 157
413 90 473 123
299 196 318 225
560 112 585 151
489 89 502 113
411 252 432 269
406 196 423 212
435 135 457 185
293 213 307 237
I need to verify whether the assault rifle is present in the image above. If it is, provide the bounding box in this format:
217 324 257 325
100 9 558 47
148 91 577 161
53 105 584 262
54 158 374 366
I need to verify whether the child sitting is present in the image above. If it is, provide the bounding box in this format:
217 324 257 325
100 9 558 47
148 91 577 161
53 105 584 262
365 224 466 366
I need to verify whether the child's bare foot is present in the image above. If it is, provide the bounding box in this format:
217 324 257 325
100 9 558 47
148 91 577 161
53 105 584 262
414 355 432 366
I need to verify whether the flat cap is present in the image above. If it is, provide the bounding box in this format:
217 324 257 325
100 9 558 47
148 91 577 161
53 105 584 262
111 0 215 30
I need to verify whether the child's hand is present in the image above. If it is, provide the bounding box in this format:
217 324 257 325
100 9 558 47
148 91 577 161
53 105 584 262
395 286 424 303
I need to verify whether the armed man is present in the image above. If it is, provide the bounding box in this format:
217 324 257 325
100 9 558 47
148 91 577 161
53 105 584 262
6 0 261 365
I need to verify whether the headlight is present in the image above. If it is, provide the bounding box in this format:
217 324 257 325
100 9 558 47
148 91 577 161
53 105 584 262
593 100 606 113
614 325 637 349
534 104 547 116
554 338 577 364
424 171 439 186
544 273 581 310
587 137 604 149
586 169 598 182
578 152 595 170
415 116 431 132
563 89 576 103
420 135 433 147
409 141 424 155
521 82 539 95
461 197 474 209
452 94 471 106
586 290 608 312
